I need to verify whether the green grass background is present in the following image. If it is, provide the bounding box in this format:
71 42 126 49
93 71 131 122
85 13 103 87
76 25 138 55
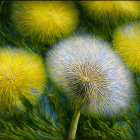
0 1 140 139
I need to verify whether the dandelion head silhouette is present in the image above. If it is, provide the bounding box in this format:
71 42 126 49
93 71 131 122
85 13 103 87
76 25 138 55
47 35 133 117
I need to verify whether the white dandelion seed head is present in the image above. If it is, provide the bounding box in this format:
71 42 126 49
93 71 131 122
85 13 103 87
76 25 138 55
47 35 134 117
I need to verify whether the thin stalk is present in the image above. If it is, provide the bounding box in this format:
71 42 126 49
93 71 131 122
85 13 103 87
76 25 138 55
134 73 140 120
134 74 140 91
68 109 80 139
134 73 140 103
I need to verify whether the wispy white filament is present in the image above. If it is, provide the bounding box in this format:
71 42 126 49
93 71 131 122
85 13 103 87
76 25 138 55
47 35 133 117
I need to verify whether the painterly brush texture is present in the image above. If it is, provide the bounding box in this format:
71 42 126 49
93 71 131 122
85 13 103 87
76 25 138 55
113 23 140 73
11 1 79 45
0 48 46 114
47 35 133 117
80 1 140 25
79 1 140 41
0 0 139 139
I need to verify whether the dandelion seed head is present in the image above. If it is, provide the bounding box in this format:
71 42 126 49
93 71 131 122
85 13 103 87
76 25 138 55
47 35 133 117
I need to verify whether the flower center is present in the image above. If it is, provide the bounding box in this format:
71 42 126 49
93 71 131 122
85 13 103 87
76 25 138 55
80 76 90 82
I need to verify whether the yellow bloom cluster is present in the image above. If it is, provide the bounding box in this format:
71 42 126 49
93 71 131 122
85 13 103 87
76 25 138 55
80 1 140 24
0 48 46 114
11 1 79 45
113 23 140 73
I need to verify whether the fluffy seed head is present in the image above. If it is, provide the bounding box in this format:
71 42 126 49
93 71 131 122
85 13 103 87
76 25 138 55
47 35 133 117
11 1 79 45
0 48 46 114
80 1 140 25
113 23 140 73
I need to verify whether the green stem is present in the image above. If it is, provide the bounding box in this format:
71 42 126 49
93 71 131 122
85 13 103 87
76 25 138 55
134 73 140 120
134 74 140 91
68 109 80 139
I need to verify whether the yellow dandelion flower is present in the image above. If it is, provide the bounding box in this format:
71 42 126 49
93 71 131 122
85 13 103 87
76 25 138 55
80 1 140 25
113 23 140 73
11 1 79 45
0 48 46 114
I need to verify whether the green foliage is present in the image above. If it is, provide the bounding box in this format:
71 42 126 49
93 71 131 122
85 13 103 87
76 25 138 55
0 94 66 139
0 0 139 139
